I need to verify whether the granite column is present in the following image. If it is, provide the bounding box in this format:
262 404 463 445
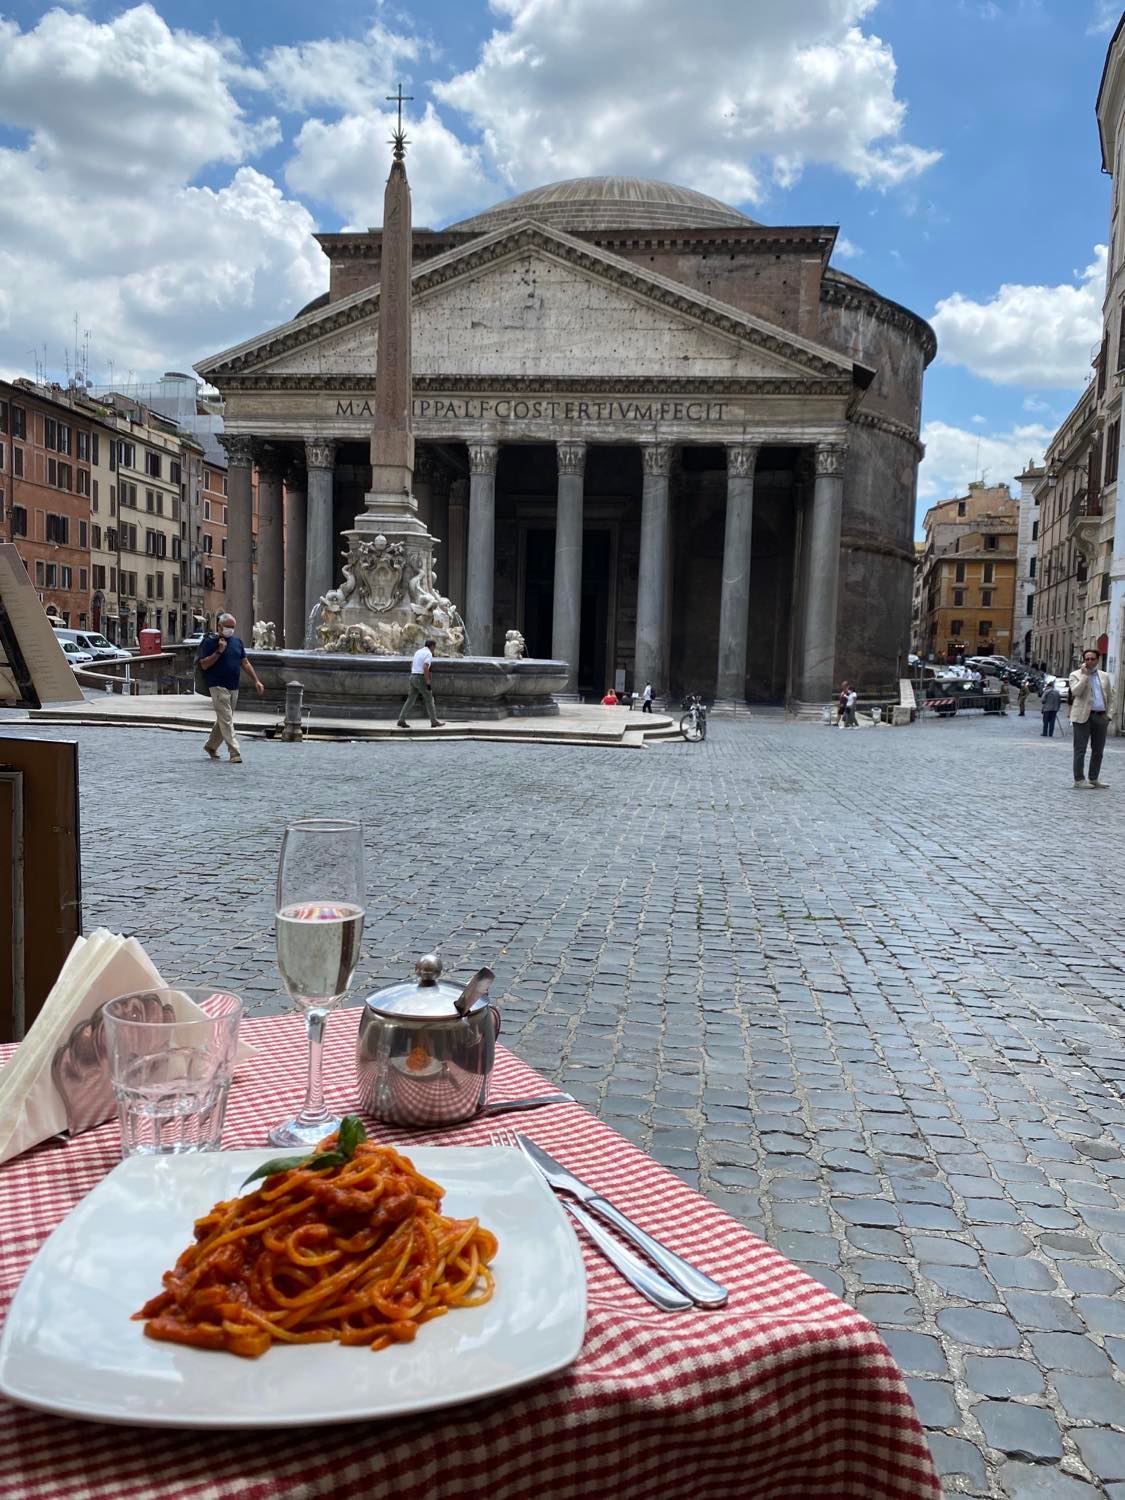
218 434 254 634
715 443 759 704
447 476 468 610
256 446 285 639
552 441 585 693
465 441 498 655
304 438 336 645
634 442 672 698
284 461 307 649
793 442 847 707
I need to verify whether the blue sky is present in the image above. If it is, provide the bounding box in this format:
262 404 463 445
0 0 1119 531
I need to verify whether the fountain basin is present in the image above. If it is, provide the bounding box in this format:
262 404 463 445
253 652 567 720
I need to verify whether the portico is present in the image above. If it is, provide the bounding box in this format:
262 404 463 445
198 177 934 706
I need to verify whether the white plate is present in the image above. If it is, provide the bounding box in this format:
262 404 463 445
0 1146 586 1428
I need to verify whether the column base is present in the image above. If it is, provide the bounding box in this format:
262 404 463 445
708 699 753 718
788 698 834 722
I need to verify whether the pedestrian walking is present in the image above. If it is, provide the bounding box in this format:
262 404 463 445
641 682 653 714
1068 648 1114 788
1040 681 1061 738
836 681 850 727
1017 679 1029 716
397 639 446 729
197 612 263 764
845 687 858 727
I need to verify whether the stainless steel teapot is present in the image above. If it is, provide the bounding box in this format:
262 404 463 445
355 954 500 1127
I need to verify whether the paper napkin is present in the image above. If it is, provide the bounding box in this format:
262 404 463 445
0 930 253 1166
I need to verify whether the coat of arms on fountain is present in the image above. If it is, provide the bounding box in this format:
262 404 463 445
309 537 468 655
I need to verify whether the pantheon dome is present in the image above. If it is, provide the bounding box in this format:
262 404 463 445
200 166 935 706
446 177 759 234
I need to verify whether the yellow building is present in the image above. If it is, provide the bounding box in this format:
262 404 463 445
920 482 1019 659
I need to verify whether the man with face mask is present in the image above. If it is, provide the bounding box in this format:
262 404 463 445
197 612 263 763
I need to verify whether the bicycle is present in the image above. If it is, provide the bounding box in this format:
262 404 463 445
680 694 708 742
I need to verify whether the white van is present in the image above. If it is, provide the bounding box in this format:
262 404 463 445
51 626 133 661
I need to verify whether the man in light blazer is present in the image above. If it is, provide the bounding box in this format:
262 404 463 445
1068 648 1114 788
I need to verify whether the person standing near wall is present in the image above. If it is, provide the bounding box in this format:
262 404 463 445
1040 680 1061 738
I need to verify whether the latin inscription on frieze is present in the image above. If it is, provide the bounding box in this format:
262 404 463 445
334 397 729 423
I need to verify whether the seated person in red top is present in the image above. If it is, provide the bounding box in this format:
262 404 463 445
601 688 619 705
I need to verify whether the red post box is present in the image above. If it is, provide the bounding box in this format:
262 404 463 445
139 628 162 656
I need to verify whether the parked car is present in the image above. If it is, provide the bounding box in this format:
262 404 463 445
1043 675 1071 705
181 631 205 650
51 626 133 661
58 640 94 668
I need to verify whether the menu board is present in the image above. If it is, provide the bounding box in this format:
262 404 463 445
0 543 84 708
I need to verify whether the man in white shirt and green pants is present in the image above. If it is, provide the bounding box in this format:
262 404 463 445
397 640 446 729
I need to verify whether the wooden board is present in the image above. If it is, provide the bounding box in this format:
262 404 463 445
0 737 81 1041
0 542 84 708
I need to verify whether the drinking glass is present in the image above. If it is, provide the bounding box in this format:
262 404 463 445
270 818 366 1147
102 988 243 1157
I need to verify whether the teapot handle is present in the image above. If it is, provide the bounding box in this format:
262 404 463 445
490 1006 502 1038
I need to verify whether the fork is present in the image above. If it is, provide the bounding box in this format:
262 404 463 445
491 1130 692 1312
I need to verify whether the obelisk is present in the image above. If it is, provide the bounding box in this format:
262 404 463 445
353 86 426 542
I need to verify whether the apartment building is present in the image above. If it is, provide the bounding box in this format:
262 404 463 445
98 394 189 644
1031 382 1104 673
1015 462 1044 664
0 378 113 628
198 457 229 626
919 482 1019 660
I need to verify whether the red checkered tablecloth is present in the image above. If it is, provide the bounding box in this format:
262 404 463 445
0 1010 940 1500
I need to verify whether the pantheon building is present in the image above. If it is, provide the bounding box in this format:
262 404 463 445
197 177 935 707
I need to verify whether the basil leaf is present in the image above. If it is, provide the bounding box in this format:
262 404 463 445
241 1153 316 1188
337 1115 367 1159
303 1150 347 1172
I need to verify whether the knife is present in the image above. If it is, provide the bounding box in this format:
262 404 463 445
561 1199 692 1312
516 1135 729 1308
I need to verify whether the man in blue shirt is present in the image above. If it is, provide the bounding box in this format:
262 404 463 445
198 612 263 763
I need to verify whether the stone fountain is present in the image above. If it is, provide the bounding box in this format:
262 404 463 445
251 102 566 720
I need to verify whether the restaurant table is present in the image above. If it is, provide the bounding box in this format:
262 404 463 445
0 1010 941 1500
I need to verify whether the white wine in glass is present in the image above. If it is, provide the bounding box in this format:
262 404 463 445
269 819 365 1148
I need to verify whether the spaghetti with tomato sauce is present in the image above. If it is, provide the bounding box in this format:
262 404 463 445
135 1139 498 1358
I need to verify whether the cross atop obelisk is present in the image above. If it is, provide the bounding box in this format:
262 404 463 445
362 81 418 521
386 83 413 161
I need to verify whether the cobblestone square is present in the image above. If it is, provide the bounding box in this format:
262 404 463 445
10 710 1125 1497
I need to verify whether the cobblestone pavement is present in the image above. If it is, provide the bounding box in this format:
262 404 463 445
9 708 1125 1497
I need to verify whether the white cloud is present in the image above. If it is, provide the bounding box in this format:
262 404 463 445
0 6 323 384
917 419 1050 506
931 246 1107 387
434 0 939 208
1089 1 1120 35
0 5 276 189
259 24 421 117
835 236 863 258
285 103 494 230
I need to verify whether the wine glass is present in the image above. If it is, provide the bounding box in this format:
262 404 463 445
269 818 365 1148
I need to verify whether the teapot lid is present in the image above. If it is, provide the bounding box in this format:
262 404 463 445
362 953 482 1020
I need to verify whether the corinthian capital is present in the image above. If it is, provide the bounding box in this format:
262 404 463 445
814 443 848 478
727 444 760 479
305 437 337 471
557 441 586 477
641 442 672 477
468 441 498 476
218 434 254 469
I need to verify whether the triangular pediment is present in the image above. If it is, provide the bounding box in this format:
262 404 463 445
197 220 856 387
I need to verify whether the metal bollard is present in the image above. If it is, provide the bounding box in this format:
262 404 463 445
281 680 304 742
